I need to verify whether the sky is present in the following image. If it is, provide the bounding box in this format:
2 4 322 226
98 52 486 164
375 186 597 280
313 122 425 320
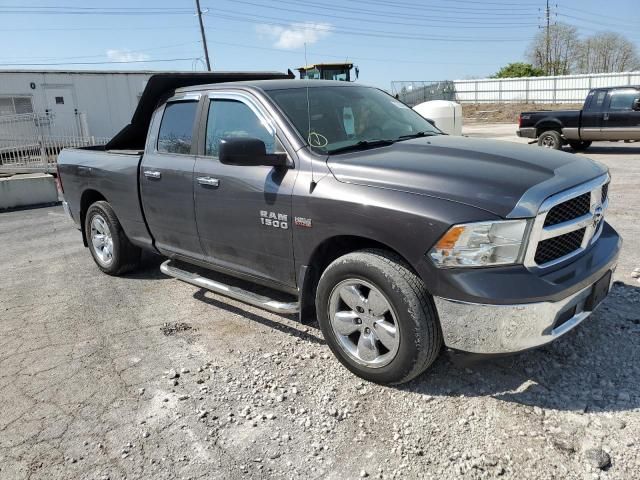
0 0 638 90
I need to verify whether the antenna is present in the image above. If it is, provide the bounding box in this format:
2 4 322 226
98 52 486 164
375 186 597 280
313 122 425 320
304 42 317 191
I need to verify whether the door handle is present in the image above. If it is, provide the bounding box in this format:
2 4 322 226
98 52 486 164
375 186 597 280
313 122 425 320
143 170 161 179
197 176 220 187
603 113 609 121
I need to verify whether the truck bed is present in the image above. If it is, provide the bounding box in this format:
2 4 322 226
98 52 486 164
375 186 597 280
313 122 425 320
57 146 153 248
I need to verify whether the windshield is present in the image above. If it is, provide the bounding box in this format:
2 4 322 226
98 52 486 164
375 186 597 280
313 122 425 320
266 85 440 154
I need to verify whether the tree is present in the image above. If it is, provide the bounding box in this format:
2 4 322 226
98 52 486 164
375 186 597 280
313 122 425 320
492 62 545 78
575 32 640 73
527 23 581 75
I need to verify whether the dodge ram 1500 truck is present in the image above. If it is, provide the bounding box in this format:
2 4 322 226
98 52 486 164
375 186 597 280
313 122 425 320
58 72 621 385
517 85 640 150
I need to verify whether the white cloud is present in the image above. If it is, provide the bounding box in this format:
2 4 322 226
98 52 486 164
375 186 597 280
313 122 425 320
256 22 332 50
106 49 150 63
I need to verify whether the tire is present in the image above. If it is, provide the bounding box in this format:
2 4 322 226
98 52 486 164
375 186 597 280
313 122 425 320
537 130 563 150
84 201 141 275
568 140 592 151
316 249 442 385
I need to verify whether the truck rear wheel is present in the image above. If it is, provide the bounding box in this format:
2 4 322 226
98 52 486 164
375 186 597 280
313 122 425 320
568 140 592 151
316 249 442 385
85 201 141 275
537 130 563 150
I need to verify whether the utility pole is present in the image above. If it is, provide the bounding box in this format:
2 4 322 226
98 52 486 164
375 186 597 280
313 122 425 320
195 0 211 71
545 0 551 75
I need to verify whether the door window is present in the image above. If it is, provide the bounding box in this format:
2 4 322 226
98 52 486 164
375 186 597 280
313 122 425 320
205 99 275 157
608 89 639 111
157 101 198 154
586 90 607 111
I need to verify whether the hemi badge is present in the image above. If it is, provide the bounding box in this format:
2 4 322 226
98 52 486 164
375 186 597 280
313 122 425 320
294 217 312 228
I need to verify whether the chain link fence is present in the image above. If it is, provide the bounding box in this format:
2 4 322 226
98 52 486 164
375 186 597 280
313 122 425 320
391 81 456 107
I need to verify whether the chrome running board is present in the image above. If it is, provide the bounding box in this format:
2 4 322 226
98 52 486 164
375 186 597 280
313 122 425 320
160 259 299 314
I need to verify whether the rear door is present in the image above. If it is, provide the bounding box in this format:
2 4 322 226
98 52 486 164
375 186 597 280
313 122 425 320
140 94 204 259
193 91 297 287
601 88 640 140
580 89 606 140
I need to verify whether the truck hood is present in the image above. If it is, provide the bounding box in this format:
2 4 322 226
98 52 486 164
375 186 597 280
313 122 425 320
326 135 607 218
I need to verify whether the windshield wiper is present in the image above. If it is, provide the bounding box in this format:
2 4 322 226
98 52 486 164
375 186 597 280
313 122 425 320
396 131 439 142
327 139 395 155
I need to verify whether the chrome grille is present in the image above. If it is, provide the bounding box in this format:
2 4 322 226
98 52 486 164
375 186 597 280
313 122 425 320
543 192 591 227
534 228 586 264
524 174 610 268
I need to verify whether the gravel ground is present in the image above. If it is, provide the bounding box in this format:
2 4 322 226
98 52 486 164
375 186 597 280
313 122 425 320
1 137 639 480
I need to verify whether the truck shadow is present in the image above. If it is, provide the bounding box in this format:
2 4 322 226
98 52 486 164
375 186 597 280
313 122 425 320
192 289 325 346
402 281 640 413
567 145 640 155
122 252 169 281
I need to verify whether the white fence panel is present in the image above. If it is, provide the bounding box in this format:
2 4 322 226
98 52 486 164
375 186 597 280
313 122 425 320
450 71 640 104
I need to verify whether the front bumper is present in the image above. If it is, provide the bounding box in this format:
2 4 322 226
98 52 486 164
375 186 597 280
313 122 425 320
435 272 614 354
516 127 536 139
432 223 621 354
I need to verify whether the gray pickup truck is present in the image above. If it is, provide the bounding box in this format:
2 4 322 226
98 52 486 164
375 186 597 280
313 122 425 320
58 72 621 384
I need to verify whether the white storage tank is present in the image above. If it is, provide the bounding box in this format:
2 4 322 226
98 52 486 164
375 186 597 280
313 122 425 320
413 100 463 136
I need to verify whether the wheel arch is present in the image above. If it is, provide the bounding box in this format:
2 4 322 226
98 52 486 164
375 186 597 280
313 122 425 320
80 189 108 247
298 235 416 324
534 119 563 137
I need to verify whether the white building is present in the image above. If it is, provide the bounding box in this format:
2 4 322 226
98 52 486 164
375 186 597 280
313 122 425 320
0 70 159 139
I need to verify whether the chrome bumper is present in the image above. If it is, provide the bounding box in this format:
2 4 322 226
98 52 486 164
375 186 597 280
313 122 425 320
434 272 614 354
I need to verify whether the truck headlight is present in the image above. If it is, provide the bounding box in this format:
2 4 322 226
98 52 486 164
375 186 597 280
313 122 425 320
429 220 529 268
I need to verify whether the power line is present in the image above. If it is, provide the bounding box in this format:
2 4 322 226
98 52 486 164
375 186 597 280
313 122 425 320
208 11 536 42
0 42 201 62
214 0 541 27
0 6 195 15
0 57 198 67
204 38 494 66
344 0 537 8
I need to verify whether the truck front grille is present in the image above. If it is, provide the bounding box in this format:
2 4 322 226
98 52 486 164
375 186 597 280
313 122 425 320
543 192 591 227
534 228 586 264
601 183 609 203
524 175 610 268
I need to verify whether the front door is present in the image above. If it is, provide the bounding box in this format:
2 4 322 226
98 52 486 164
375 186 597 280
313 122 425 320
580 89 606 140
602 88 640 141
194 93 297 287
140 97 203 259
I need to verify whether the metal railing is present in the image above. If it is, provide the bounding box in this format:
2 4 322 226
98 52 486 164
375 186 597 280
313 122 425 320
0 112 109 173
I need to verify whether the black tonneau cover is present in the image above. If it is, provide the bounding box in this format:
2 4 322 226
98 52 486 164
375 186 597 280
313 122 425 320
105 70 294 151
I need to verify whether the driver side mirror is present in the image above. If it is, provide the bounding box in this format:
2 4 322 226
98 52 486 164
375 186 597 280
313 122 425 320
219 137 288 167
633 98 640 111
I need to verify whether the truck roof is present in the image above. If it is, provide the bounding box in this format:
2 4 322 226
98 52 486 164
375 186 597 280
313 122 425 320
175 79 360 93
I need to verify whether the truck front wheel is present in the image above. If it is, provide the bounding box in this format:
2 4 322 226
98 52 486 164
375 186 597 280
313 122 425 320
85 201 141 275
537 130 563 150
316 249 442 384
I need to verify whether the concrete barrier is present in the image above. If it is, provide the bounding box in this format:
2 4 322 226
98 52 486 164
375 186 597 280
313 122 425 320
0 173 59 210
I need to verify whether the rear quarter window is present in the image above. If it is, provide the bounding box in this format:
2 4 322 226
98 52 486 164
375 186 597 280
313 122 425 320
157 101 198 154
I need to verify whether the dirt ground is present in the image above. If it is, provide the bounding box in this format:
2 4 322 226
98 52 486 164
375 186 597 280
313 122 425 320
1 138 639 480
462 103 583 124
